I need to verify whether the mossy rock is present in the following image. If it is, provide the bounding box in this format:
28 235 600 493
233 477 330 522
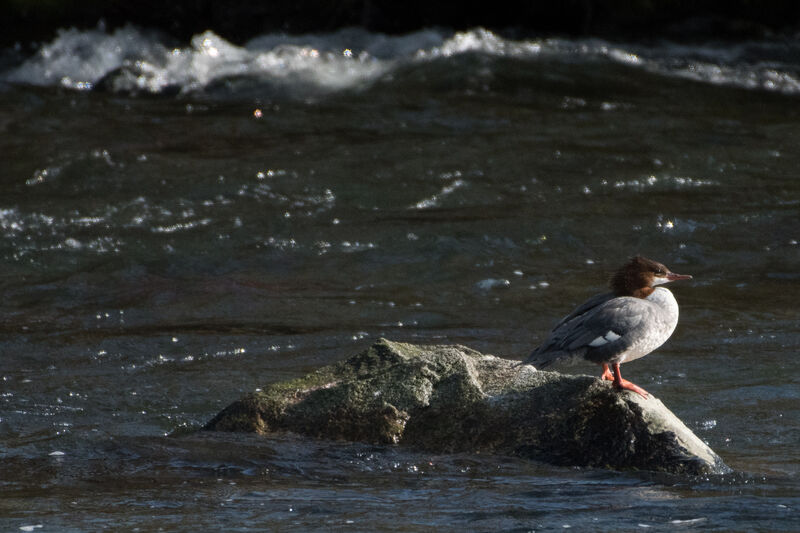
204 338 728 474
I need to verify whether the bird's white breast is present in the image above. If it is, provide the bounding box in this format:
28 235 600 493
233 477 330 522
646 287 680 325
622 287 680 363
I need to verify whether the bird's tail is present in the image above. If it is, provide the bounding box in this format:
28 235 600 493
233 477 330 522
515 347 550 368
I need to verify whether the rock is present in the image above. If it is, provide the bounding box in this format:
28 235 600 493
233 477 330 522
204 338 729 474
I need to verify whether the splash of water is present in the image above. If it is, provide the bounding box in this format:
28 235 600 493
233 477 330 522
3 25 800 95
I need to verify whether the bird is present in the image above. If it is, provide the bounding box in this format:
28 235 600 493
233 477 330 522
523 256 692 399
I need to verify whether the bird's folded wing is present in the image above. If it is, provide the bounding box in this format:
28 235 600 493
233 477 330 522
527 296 652 367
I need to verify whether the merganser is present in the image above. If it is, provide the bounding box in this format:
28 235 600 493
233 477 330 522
523 256 692 399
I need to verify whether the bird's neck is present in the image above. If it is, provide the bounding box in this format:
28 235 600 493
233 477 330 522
630 286 655 299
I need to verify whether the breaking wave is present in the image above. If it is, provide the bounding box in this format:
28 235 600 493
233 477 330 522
3 25 800 96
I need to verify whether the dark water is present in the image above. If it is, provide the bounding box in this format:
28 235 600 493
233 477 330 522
1 26 799 530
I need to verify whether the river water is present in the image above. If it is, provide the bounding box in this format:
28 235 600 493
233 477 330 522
1 25 799 531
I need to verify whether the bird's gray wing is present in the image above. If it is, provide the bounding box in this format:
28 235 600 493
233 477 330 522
525 292 614 366
526 296 650 367
549 292 615 332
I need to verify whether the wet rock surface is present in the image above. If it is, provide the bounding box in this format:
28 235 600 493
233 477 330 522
204 338 728 474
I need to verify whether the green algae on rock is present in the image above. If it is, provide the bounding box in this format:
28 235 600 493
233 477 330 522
204 338 728 474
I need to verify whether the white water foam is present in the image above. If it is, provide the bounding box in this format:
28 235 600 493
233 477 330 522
5 25 169 91
3 25 800 95
3 25 406 93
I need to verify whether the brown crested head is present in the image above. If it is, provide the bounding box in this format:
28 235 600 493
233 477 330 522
610 255 691 298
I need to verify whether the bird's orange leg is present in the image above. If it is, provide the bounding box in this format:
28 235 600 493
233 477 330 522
600 363 614 381
610 363 649 399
